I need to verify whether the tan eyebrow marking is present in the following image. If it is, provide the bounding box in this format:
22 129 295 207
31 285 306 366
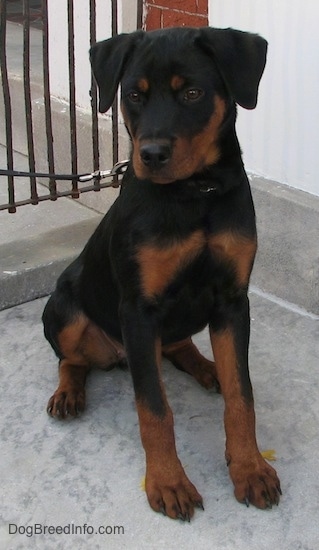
170 75 185 91
138 78 150 93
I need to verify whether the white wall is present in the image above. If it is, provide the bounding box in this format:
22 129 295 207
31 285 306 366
209 0 319 197
47 0 138 111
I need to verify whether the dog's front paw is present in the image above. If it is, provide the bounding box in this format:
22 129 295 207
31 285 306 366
145 465 204 521
47 388 86 419
229 455 281 509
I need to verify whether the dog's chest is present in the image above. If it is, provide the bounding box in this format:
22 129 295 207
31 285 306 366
135 229 256 301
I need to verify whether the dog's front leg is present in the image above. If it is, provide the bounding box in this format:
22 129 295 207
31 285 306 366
120 300 203 520
210 293 281 509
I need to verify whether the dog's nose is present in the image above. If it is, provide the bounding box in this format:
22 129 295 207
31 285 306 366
140 142 171 170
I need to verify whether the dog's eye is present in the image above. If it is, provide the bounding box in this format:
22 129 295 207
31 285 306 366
128 91 141 103
183 89 203 102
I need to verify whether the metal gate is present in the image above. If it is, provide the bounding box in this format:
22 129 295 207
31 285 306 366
0 0 143 213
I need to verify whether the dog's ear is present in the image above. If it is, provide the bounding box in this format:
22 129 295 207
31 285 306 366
90 31 144 113
198 27 268 109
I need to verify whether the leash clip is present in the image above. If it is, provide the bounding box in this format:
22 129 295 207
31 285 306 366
78 160 130 183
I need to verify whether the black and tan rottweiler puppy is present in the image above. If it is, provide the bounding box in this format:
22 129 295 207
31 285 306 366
43 26 281 521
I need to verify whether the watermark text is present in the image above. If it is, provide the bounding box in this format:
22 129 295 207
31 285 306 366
9 523 125 538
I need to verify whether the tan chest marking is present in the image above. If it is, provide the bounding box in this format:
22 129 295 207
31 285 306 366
136 230 205 299
209 231 257 287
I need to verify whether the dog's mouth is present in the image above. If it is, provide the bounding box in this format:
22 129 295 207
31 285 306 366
143 168 177 184
134 163 192 184
134 158 207 185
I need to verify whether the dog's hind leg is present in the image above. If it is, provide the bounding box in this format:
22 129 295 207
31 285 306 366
44 303 125 419
162 338 220 391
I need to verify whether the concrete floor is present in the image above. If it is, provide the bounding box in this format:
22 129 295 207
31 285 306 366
1 291 318 550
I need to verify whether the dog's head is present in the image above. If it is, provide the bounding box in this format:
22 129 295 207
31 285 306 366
90 27 267 184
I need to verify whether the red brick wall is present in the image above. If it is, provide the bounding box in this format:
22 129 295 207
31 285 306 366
144 0 208 30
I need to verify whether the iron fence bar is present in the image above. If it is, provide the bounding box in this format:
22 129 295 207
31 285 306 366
137 0 143 29
42 0 57 199
0 0 16 213
111 0 119 185
67 0 79 199
23 0 38 205
89 0 100 191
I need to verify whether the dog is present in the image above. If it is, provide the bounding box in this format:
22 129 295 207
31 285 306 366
43 26 281 521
